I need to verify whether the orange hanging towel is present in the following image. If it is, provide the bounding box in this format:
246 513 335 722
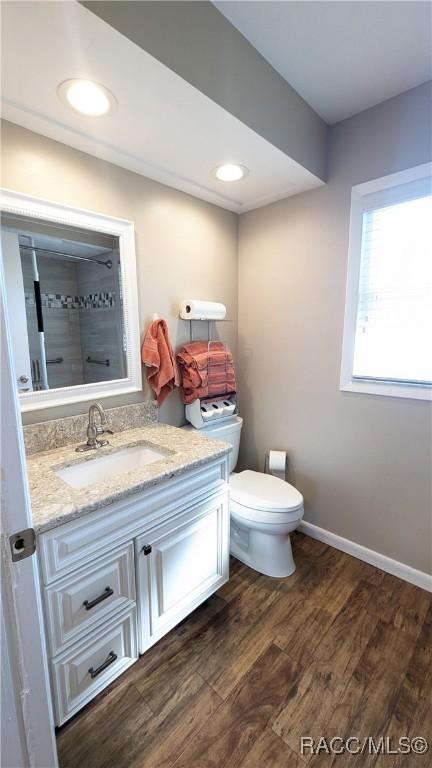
141 318 179 405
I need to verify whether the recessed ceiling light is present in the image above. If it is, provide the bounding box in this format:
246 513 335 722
213 163 249 182
58 79 116 117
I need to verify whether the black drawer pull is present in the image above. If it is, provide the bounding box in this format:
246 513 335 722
83 586 114 611
88 651 117 679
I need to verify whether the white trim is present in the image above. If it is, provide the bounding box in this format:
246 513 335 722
299 521 432 593
0 188 142 412
341 379 431 401
340 162 432 402
1 255 59 765
352 163 432 197
1 101 324 216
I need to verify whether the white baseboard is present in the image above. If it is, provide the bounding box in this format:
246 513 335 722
298 521 432 593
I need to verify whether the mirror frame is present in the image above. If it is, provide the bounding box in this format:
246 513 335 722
0 188 142 411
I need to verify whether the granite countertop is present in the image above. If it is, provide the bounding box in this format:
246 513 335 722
27 423 231 534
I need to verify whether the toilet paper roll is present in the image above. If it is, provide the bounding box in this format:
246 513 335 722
268 450 287 480
180 299 226 321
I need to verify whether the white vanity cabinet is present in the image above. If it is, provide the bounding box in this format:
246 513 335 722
38 456 229 726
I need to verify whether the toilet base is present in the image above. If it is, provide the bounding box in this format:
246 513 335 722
230 521 296 578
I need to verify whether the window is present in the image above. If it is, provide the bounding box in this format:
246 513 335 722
340 163 432 401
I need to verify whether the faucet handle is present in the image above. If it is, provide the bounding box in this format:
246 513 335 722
96 425 113 435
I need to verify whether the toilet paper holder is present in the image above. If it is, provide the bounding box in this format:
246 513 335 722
264 450 287 480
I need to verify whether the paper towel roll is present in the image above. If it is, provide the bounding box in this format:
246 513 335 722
180 299 226 321
268 450 287 480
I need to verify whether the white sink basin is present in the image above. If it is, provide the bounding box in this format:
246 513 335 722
56 444 168 489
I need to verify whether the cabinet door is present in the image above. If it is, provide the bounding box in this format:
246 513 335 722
136 493 229 653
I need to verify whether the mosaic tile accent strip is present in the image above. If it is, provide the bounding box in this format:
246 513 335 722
25 292 117 309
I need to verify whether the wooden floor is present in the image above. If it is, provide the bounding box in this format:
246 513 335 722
57 533 431 768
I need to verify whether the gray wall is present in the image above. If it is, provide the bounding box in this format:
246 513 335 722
1 120 238 426
237 83 432 573
82 0 327 180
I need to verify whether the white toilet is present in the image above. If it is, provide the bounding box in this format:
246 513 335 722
186 415 304 578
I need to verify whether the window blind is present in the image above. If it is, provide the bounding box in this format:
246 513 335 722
352 193 432 385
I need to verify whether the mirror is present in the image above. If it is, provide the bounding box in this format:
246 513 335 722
1 190 141 411
2 215 125 390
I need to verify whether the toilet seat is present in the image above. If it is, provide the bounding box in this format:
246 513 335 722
230 470 303 524
230 499 303 526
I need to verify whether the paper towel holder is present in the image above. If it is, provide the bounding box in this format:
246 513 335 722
179 299 226 321
179 299 229 343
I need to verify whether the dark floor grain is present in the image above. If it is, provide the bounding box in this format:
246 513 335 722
57 533 432 768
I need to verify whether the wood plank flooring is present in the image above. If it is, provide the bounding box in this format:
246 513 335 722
57 533 432 768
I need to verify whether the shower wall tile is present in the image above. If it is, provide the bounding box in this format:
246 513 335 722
20 249 125 391
21 254 84 389
43 309 84 388
77 256 125 385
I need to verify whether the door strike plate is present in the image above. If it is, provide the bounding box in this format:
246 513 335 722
9 528 36 562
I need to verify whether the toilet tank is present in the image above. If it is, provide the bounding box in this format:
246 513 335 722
184 416 243 473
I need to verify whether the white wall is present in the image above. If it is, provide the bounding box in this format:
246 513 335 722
1 120 238 426
237 83 432 574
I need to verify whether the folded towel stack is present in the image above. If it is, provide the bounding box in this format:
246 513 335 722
177 341 236 404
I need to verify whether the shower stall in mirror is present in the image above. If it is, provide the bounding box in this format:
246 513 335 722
1 213 127 395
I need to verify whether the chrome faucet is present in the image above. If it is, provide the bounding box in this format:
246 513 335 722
76 402 113 452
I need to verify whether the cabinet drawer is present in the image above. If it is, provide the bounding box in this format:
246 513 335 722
45 544 135 656
39 459 227 584
52 606 137 726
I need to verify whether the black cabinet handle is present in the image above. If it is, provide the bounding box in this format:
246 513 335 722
142 544 152 556
88 651 117 679
83 586 114 611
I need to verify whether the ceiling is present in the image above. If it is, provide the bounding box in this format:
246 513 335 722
214 1 432 124
0 1 322 214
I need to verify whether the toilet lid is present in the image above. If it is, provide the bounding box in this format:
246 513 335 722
230 470 303 513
